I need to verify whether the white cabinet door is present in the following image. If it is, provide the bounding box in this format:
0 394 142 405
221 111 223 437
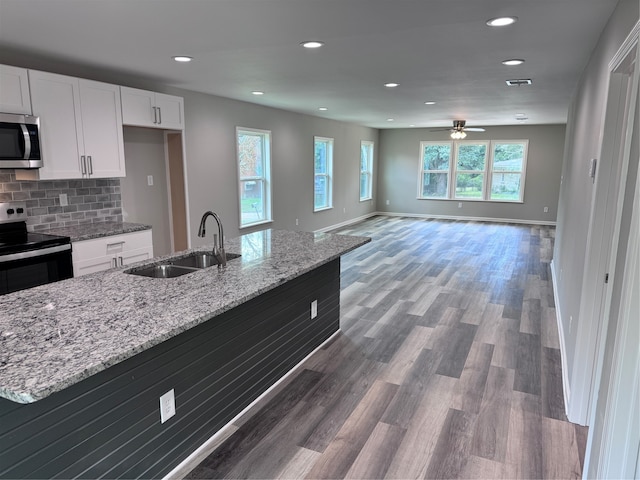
121 86 184 130
154 93 184 130
79 80 126 178
25 71 125 180
120 86 156 126
0 65 32 114
74 255 117 277
120 245 154 266
28 70 84 179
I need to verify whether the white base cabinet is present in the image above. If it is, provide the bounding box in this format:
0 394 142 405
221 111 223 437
23 70 125 180
72 230 153 277
0 64 32 114
121 86 184 130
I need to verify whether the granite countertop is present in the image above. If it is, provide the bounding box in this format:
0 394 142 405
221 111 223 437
44 222 151 242
0 229 369 404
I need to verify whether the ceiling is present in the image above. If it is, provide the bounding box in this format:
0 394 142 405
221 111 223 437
0 0 619 129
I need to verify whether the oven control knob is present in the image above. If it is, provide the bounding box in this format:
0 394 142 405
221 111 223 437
16 208 24 214
6 208 14 215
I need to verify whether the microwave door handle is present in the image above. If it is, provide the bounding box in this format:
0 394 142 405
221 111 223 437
20 124 31 160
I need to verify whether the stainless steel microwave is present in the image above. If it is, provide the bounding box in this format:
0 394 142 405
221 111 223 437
0 112 43 168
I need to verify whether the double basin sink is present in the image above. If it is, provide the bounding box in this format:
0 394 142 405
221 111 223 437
126 252 241 278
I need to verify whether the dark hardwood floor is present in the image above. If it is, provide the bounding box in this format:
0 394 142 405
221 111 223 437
183 216 587 479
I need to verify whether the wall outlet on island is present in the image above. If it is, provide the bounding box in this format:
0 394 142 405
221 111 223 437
544 206 549 213
311 300 318 319
295 218 299 226
159 389 175 424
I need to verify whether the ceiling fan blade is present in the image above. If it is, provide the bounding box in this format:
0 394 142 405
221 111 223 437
429 127 453 132
463 127 485 132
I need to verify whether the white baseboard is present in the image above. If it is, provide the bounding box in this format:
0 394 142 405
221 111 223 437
314 212 378 233
377 211 557 226
163 330 342 480
550 259 571 417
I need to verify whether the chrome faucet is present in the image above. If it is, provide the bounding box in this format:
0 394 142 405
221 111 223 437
198 211 226 267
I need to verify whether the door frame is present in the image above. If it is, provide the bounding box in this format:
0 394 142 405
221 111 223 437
568 21 639 425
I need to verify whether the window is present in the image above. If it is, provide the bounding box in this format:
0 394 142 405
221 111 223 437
454 142 488 200
237 127 272 227
418 139 528 202
360 141 374 201
490 141 528 202
419 142 452 198
314 136 333 211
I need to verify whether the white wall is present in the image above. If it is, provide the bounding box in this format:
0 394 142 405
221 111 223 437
552 0 639 420
120 127 172 256
376 125 565 224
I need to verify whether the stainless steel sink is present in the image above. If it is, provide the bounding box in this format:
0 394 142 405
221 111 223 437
125 252 241 278
127 264 198 278
170 252 241 269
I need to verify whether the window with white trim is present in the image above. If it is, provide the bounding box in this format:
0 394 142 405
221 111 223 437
490 141 528 202
419 142 452 198
454 141 488 200
360 141 374 201
314 136 333 211
418 139 528 202
237 127 272 227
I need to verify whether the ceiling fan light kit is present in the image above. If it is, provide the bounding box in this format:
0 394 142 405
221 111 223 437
430 120 486 138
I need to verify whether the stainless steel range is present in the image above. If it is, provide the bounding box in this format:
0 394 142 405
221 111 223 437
0 202 72 295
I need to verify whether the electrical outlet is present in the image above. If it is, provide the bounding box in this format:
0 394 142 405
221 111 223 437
311 300 318 319
159 389 175 423
386 199 390 206
59 193 68 207
544 206 549 213
147 175 154 186
343 207 346 214
295 218 299 226
458 202 462 208
569 315 573 333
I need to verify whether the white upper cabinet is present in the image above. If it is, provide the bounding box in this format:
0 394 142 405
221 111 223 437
26 70 125 180
0 65 32 114
121 86 184 130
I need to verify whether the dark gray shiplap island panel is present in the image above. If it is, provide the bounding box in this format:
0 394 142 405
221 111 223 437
0 229 369 479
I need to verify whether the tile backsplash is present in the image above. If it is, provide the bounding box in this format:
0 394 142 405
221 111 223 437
0 170 122 231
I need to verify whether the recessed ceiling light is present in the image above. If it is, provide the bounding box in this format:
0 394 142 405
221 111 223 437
386 118 395 122
301 41 324 49
384 83 399 88
486 16 518 27
318 107 328 111
424 101 436 105
252 91 264 95
409 124 416 127
515 113 527 117
502 59 525 66
506 78 532 86
172 56 193 62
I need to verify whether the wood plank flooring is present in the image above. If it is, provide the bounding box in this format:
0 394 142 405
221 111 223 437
183 216 587 479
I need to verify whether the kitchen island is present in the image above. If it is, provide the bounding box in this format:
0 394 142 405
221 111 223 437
0 229 369 479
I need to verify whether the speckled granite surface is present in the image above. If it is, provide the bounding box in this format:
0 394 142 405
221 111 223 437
0 229 369 403
44 222 151 242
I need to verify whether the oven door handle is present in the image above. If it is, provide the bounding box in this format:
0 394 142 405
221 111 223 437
0 244 71 263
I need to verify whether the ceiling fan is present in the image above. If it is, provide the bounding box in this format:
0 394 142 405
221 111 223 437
430 120 486 139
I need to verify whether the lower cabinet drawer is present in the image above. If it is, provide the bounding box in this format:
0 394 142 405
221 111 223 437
72 230 153 277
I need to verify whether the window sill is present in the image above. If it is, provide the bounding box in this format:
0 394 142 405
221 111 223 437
359 197 373 202
313 206 333 213
416 197 524 204
239 219 273 230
